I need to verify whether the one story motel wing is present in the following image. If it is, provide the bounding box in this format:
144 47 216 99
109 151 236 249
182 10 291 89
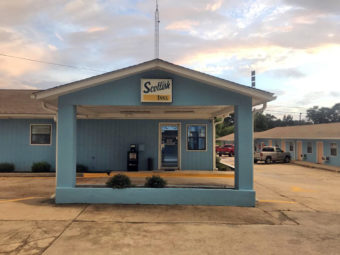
0 59 275 206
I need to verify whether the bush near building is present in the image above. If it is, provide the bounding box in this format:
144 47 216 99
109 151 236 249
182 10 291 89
144 175 167 188
0 163 15 172
31 162 51 172
106 174 131 189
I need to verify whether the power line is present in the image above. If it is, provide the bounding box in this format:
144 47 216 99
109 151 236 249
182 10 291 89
267 105 308 109
0 53 108 73
264 110 307 115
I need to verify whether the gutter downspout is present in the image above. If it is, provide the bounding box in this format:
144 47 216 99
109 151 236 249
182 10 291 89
41 102 58 121
252 102 267 115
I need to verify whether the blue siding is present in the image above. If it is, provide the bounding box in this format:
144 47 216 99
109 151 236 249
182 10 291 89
180 120 213 170
60 70 249 107
302 140 316 162
77 119 213 171
0 119 213 171
0 119 56 171
323 140 340 167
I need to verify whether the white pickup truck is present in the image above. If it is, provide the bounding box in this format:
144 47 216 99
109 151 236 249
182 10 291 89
254 146 291 164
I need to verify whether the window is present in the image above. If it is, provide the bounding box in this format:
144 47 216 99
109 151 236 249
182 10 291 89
330 143 337 156
30 124 52 145
263 147 275 152
307 142 312 153
289 142 294 152
276 148 283 152
187 125 206 150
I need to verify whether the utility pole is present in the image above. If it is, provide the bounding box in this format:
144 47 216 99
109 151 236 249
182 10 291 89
299 112 302 123
154 0 160 59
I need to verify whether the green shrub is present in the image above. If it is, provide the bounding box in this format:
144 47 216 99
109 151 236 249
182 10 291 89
76 164 88 172
0 163 15 172
31 161 51 172
106 174 131 189
144 175 167 188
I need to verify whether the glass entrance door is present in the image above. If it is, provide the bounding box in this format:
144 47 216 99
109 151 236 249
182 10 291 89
160 124 180 169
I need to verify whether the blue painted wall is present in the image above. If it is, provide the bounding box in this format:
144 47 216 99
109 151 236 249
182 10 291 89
301 140 316 162
0 118 213 171
77 119 213 171
0 119 56 171
321 140 340 167
60 70 249 107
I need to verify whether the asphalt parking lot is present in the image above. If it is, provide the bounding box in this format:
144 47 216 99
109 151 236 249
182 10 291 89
1 163 340 254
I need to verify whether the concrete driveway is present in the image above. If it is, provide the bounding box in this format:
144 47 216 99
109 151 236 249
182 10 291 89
1 164 340 254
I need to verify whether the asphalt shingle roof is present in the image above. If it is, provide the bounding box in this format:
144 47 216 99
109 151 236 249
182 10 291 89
0 89 49 115
217 123 340 141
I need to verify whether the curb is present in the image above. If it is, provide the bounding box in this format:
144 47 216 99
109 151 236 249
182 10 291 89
292 161 340 173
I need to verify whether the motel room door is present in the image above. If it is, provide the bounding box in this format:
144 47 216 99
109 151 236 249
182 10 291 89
159 123 181 170
317 141 323 164
297 141 302 160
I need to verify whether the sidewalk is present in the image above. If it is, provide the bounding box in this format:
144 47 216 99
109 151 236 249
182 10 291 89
292 160 340 172
220 156 235 169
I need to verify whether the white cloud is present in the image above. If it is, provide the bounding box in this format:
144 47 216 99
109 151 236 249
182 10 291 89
206 0 223 12
0 0 339 115
48 44 57 51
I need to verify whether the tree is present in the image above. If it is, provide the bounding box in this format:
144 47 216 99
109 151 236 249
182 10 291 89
254 112 279 131
282 114 294 126
306 103 340 124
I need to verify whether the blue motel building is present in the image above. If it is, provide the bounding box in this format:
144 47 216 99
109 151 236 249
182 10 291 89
0 59 275 206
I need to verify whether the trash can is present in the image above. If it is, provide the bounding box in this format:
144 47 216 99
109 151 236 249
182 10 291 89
147 158 153 171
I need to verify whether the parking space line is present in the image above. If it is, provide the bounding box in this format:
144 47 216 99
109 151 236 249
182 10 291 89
291 186 316 193
258 199 297 204
0 196 45 203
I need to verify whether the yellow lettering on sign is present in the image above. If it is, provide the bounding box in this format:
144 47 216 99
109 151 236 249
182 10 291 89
142 94 171 101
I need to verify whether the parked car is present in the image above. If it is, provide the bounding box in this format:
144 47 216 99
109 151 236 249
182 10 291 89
254 146 291 164
216 144 235 156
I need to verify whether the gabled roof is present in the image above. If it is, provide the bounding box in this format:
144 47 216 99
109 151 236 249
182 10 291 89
217 122 340 141
0 89 53 118
32 58 275 106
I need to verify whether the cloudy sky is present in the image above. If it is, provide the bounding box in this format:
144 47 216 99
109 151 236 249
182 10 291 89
0 0 339 119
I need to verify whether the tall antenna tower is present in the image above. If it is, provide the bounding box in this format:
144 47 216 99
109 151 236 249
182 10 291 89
154 0 160 59
251 70 256 88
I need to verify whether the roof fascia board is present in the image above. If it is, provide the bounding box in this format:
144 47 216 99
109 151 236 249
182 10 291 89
34 61 157 100
0 114 55 119
255 137 340 140
157 61 275 102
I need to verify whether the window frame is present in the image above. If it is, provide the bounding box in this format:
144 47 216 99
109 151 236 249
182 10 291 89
330 142 338 157
307 142 313 154
186 124 207 152
30 124 52 146
289 142 294 152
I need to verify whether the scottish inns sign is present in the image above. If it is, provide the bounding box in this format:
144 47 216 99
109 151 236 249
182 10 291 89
141 79 172 103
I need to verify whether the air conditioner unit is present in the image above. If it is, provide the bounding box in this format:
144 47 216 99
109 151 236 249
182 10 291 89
321 156 330 161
